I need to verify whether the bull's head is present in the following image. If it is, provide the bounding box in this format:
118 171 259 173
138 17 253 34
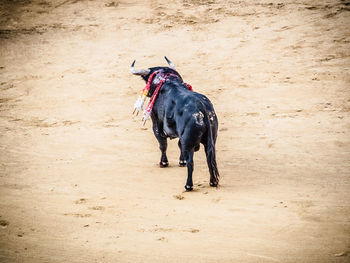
130 56 176 82
131 57 180 119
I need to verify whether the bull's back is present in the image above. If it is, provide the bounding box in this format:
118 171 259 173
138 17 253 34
156 86 217 144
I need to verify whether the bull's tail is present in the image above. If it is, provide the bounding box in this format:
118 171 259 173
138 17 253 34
203 112 220 187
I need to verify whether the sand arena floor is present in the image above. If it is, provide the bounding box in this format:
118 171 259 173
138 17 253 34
0 0 349 262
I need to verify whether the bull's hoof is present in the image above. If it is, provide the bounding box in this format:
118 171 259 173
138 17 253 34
179 160 186 167
210 182 218 187
184 185 193 191
159 161 169 168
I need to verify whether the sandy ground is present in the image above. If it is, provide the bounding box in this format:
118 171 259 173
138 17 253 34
0 0 350 262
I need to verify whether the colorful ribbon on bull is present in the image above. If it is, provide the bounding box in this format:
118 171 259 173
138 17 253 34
133 71 193 125
132 71 158 117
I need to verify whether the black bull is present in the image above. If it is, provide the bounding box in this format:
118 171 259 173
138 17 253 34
131 57 219 191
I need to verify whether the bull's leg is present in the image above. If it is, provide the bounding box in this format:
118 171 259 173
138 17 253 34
183 149 194 191
158 136 169 168
151 118 169 168
152 120 169 168
178 140 186 167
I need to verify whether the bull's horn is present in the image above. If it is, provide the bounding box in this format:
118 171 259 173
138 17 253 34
130 60 151 75
164 56 175 69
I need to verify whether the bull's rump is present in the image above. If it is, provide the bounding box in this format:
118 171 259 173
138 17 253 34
169 92 218 149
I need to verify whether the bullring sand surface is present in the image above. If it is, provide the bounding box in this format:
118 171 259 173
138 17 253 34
0 0 349 262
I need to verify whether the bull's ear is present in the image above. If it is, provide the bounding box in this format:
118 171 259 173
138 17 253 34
164 56 175 69
130 60 151 75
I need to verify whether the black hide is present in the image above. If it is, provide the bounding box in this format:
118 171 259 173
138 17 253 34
137 66 219 191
